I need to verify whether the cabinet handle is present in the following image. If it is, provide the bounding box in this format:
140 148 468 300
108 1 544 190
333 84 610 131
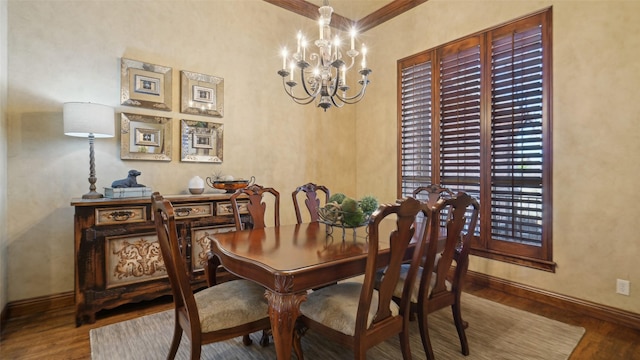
175 207 192 217
109 211 133 221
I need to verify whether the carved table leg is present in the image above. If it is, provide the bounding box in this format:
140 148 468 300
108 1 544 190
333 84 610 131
264 276 307 360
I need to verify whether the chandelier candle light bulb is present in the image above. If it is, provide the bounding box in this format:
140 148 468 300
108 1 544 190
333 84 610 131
350 28 356 50
302 40 307 60
361 44 367 69
276 0 372 111
282 48 287 70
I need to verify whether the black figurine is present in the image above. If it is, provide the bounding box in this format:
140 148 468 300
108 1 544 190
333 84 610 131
112 170 145 188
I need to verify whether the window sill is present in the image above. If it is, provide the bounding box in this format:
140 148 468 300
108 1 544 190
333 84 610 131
470 248 556 272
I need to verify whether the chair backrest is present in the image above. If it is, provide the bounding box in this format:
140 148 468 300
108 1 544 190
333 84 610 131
412 184 454 208
420 191 480 304
151 192 201 330
291 182 330 224
356 197 436 335
230 184 280 230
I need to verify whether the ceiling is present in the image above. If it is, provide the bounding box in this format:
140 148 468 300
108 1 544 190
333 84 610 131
263 0 428 32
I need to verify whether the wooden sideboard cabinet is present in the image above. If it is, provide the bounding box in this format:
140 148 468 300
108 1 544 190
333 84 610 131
71 194 248 326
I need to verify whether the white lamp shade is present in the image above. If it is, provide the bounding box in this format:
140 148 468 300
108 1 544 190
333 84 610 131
63 102 115 138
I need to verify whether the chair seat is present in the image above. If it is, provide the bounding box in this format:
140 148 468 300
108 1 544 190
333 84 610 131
300 282 400 336
195 279 269 333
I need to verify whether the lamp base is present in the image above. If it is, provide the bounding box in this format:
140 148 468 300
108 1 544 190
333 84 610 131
82 191 104 199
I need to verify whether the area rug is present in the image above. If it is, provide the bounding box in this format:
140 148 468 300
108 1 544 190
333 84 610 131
90 293 585 360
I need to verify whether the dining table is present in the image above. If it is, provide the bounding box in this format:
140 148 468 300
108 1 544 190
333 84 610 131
207 219 427 360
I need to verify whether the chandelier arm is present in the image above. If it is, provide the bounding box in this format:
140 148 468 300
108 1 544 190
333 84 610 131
294 96 319 105
342 56 356 72
335 82 369 104
282 78 317 104
329 94 344 108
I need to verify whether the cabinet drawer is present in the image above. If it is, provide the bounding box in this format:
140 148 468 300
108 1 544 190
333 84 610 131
173 202 213 219
95 206 147 225
216 201 249 216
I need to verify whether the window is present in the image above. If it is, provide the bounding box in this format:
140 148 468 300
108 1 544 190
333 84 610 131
398 9 554 271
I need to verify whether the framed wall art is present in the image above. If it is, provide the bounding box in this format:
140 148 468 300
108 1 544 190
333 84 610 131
180 70 224 117
120 113 172 161
121 58 172 111
180 119 223 163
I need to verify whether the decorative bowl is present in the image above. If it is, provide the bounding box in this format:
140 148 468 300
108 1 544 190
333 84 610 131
318 207 371 229
189 188 204 195
205 176 255 193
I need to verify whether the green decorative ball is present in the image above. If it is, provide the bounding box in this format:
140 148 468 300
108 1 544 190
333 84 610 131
343 208 365 227
328 193 347 204
340 197 358 213
360 195 379 216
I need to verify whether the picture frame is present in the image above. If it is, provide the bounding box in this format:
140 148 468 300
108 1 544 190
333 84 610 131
134 127 161 147
120 113 172 161
121 58 172 111
180 119 223 163
180 70 224 117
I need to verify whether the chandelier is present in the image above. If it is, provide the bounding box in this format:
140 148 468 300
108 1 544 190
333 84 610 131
277 0 372 111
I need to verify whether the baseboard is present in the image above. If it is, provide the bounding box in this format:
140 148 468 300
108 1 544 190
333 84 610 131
466 270 640 331
0 302 8 332
4 276 639 332
5 291 74 319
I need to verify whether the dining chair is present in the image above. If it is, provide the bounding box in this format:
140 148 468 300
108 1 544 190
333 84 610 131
151 192 271 360
389 191 480 359
230 184 280 230
376 185 453 303
292 197 435 360
292 182 330 223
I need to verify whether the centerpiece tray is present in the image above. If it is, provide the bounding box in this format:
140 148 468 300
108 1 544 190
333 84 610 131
318 206 371 240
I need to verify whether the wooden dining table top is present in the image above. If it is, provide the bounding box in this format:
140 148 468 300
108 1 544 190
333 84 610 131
209 218 427 292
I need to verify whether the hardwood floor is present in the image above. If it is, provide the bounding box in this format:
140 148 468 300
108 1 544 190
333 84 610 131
1 286 639 359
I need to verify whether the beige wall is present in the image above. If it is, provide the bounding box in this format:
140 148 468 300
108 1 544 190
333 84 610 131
358 0 640 313
5 0 639 316
1 0 8 315
5 0 356 302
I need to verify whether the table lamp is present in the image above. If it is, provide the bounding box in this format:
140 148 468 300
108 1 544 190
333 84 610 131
63 102 115 199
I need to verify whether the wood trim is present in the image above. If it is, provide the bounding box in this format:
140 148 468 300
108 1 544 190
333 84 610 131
262 0 430 32
0 302 8 332
5 272 639 334
5 291 74 319
263 0 352 31
358 0 429 32
466 270 640 331
469 248 557 272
